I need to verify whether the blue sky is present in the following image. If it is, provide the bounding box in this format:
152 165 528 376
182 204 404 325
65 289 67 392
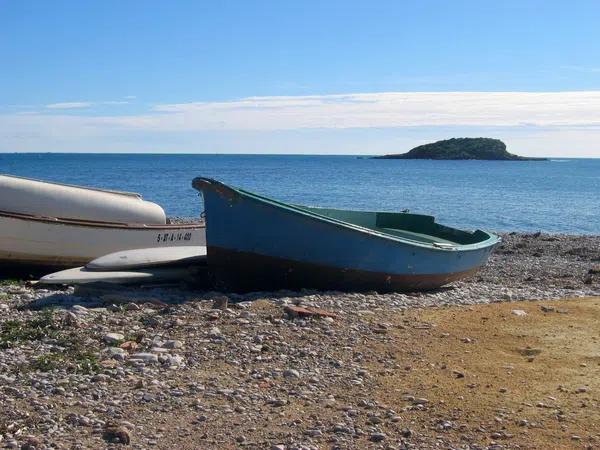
1 0 600 156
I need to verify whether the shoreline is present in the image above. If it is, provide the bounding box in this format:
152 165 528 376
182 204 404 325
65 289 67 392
1 232 599 449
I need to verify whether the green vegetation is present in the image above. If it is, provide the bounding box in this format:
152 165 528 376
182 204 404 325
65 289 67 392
373 138 547 160
1 311 100 374
0 311 58 348
32 349 99 374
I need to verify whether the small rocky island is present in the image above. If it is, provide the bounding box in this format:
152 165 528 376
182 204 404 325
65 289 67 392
373 137 547 160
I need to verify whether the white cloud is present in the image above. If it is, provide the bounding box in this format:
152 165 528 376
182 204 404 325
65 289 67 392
44 100 130 109
2 91 600 156
133 91 600 130
26 91 600 130
46 102 93 110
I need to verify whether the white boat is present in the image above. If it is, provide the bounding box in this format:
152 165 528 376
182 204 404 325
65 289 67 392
86 246 207 271
0 175 205 271
39 265 195 285
0 174 166 224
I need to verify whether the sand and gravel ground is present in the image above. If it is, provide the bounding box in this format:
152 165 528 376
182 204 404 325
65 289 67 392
372 297 600 449
0 232 599 449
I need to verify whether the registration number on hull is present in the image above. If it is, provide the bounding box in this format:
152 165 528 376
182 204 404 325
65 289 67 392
156 232 193 243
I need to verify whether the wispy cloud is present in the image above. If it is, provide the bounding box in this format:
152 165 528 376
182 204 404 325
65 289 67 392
44 100 131 109
22 91 600 130
134 91 600 130
2 91 600 156
46 102 93 110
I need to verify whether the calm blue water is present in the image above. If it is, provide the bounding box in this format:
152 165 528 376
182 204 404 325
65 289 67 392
1 154 598 234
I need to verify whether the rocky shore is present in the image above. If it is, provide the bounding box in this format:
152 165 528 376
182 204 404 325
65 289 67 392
0 232 599 449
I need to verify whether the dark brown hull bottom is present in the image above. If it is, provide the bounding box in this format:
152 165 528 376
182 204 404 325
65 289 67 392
208 247 479 293
0 260 86 278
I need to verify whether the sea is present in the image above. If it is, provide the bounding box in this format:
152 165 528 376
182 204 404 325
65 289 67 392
1 153 598 235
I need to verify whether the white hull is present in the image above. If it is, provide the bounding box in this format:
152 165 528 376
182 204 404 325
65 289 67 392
86 246 207 271
40 266 194 285
0 174 166 225
0 211 205 269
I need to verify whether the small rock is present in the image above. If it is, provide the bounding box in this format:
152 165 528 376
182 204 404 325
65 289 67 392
129 353 159 364
71 304 89 314
208 327 222 337
20 436 43 450
369 432 386 442
64 311 81 327
212 295 229 309
162 339 183 349
285 305 336 319
304 429 322 437
511 309 527 317
93 373 111 382
120 340 139 351
283 369 300 379
165 355 185 367
103 333 125 344
103 425 131 445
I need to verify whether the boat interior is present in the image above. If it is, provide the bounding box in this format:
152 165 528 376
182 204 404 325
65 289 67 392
201 179 496 248
299 206 492 246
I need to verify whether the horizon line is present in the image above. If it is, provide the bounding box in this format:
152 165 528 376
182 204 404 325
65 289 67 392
0 151 597 159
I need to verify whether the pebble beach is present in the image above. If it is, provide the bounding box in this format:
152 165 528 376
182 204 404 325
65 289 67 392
1 232 599 449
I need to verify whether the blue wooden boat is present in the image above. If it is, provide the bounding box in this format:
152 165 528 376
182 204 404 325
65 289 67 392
192 177 500 293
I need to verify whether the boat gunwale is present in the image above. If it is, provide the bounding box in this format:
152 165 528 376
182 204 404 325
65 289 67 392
193 177 500 252
0 209 203 230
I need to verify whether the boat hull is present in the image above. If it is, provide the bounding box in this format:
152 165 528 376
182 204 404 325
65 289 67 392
193 178 499 293
210 246 479 292
0 174 166 225
0 211 205 273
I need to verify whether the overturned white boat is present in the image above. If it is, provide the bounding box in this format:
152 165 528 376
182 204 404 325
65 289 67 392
0 175 205 271
40 246 208 285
